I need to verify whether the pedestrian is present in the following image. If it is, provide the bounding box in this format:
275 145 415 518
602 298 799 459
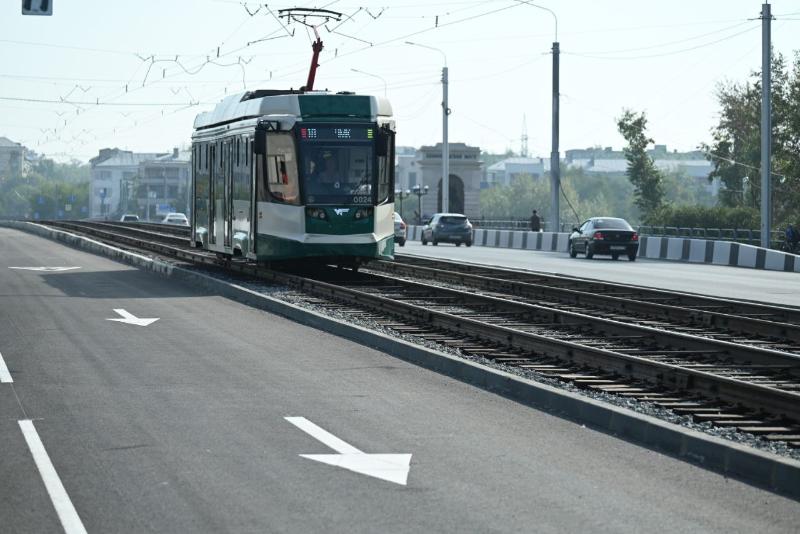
787 224 799 252
530 209 541 232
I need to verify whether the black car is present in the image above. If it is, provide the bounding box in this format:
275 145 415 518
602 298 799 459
569 217 639 261
421 213 473 246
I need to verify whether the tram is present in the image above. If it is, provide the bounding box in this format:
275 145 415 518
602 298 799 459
190 89 396 267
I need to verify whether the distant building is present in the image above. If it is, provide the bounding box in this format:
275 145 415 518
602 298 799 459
565 145 719 195
0 136 27 179
485 157 545 187
135 148 192 220
415 143 483 221
565 145 714 177
395 146 421 193
90 148 163 219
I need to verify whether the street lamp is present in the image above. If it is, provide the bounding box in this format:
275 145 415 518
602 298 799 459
406 41 450 213
516 1 559 231
351 68 387 97
395 188 411 217
411 184 429 225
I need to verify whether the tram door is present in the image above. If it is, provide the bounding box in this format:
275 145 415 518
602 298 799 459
208 144 216 245
249 136 257 255
224 139 233 248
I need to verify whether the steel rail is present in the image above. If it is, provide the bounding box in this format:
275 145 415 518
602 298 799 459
72 221 191 247
371 258 800 344
352 270 800 368
391 254 800 322
262 270 800 421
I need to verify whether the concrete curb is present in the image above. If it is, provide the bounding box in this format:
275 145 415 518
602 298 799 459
5 220 800 500
407 225 800 273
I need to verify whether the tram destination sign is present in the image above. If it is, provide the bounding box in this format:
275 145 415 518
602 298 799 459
299 126 374 142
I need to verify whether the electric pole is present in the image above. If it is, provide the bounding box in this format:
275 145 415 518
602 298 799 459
550 41 560 233
518 2 559 231
521 114 529 157
760 2 772 249
442 66 450 213
406 41 449 213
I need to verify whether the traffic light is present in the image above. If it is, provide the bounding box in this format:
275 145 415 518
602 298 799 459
22 0 52 16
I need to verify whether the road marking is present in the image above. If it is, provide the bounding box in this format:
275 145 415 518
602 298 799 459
0 354 14 384
18 420 88 534
8 267 81 272
286 416 412 485
106 308 159 327
0 351 11 383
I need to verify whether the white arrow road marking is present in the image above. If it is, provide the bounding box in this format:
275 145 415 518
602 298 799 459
19 420 88 534
0 351 12 383
9 266 81 272
106 309 159 327
286 416 412 486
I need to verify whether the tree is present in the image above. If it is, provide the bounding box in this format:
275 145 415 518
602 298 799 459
0 160 90 219
703 51 800 228
478 168 638 226
616 110 665 218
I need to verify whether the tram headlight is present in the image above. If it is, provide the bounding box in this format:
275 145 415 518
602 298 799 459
306 207 327 220
354 207 373 220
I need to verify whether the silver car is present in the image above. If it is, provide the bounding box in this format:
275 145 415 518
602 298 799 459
393 212 407 246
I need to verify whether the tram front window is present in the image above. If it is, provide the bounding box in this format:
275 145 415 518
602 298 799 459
300 145 374 205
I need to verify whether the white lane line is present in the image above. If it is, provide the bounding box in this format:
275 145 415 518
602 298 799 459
0 351 12 383
18 420 88 534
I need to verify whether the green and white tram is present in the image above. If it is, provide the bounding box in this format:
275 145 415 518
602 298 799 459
190 89 396 267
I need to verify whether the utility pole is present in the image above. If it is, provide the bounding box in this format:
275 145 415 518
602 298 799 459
405 41 449 213
442 66 450 213
550 41 560 232
760 2 772 249
521 114 529 157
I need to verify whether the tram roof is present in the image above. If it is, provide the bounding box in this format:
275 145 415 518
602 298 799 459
193 90 393 130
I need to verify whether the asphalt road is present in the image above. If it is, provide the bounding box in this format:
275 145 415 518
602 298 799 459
398 241 800 307
1 226 799 533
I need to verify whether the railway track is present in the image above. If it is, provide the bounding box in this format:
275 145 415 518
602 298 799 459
373 255 800 344
35 221 800 448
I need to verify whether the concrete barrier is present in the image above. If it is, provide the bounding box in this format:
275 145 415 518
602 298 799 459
407 225 799 273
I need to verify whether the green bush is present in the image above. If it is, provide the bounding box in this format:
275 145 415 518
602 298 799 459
644 205 759 229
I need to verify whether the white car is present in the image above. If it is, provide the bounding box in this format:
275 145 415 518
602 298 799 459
120 214 139 222
162 213 189 226
393 212 407 246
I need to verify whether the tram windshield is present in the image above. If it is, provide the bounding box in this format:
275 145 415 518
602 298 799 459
299 144 374 205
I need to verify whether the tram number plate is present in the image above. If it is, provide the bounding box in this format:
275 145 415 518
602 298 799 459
610 246 626 250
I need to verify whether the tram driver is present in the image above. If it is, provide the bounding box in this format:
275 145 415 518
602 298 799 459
311 150 342 193
319 152 340 185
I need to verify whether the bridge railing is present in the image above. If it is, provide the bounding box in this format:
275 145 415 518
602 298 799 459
472 219 573 232
635 225 785 248
472 219 787 249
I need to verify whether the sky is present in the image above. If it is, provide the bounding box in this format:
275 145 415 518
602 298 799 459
1 0 799 163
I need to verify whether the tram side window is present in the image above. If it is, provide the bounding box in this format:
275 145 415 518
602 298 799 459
376 133 395 204
263 133 299 205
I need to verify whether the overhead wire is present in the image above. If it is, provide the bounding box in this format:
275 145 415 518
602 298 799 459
6 1 792 159
567 19 754 56
565 23 760 60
